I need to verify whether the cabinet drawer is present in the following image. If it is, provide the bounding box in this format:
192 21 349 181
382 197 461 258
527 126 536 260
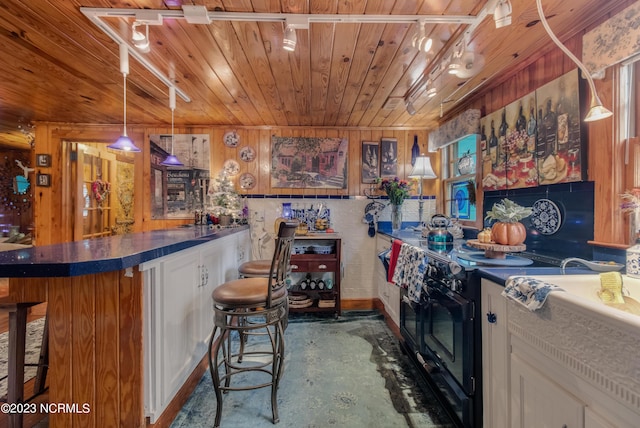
290 261 308 272
307 261 337 272
290 260 337 272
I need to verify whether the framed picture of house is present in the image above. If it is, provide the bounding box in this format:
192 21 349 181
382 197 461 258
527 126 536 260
380 138 398 178
271 136 348 188
361 141 379 183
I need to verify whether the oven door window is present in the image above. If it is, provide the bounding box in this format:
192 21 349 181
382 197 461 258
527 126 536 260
423 286 473 392
400 289 421 351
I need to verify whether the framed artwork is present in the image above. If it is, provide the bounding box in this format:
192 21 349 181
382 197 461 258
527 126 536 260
450 180 471 220
36 173 51 187
149 133 211 219
380 138 398 178
271 136 348 189
535 68 584 184
361 141 379 183
36 154 51 167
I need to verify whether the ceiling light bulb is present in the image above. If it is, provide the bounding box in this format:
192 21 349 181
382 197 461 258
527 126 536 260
426 87 437 98
283 24 297 51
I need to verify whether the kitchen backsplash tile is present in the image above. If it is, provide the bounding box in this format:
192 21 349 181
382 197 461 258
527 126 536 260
484 181 595 261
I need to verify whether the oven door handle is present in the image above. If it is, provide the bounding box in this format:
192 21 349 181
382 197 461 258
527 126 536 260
415 352 440 373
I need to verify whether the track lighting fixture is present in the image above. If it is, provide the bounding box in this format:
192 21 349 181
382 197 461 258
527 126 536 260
160 86 184 166
535 0 612 122
283 24 297 51
412 21 433 53
494 0 512 28
132 22 150 53
108 44 141 153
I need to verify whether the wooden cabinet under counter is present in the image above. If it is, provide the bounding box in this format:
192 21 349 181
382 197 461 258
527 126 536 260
288 234 341 317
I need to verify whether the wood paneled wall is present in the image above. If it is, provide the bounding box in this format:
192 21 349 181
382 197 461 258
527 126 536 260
32 124 433 245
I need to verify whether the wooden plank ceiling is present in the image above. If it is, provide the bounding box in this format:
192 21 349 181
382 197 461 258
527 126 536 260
0 0 621 148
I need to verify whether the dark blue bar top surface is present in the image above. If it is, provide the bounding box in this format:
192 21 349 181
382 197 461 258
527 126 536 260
0 225 248 278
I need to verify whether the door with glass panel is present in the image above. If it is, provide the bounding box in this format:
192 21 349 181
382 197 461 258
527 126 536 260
74 143 116 240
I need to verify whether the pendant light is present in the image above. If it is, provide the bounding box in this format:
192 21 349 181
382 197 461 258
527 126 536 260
535 0 612 122
160 86 184 166
108 44 141 152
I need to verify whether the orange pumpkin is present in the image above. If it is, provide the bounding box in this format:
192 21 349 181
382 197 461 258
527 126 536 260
491 221 526 246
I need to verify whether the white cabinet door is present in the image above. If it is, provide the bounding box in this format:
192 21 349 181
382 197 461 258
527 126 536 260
481 278 510 428
198 240 225 354
375 234 399 326
197 230 251 353
143 230 249 423
158 246 200 408
511 354 584 428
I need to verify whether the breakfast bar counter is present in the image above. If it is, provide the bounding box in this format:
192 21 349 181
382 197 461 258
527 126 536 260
0 225 249 428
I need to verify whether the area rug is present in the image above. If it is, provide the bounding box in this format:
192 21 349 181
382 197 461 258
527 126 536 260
171 312 455 428
0 317 45 399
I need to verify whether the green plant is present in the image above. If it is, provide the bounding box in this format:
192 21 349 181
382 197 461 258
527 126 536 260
376 176 412 205
485 198 532 223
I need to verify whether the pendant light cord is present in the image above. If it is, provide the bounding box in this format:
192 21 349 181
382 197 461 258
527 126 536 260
535 0 600 106
171 108 175 155
123 73 128 136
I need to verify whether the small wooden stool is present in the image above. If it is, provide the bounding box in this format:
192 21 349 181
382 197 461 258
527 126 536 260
0 299 48 428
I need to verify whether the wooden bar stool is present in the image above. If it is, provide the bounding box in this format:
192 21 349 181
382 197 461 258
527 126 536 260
0 299 48 428
237 259 271 278
208 221 297 427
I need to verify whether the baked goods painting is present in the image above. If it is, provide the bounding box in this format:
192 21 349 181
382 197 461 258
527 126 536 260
481 69 583 191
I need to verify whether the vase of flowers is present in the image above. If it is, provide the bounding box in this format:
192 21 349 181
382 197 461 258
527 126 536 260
377 177 412 233
620 188 640 244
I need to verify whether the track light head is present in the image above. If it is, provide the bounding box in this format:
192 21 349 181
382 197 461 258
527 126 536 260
132 22 150 52
283 24 297 51
494 0 512 29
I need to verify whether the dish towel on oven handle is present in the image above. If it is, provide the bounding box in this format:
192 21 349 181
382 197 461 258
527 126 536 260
391 243 428 303
387 239 404 283
502 276 565 311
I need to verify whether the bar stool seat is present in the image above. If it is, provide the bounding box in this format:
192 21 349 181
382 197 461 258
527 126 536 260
208 221 297 428
0 299 49 428
238 259 272 278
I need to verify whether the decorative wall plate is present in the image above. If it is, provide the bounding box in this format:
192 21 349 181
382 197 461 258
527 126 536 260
530 198 562 235
239 146 256 162
223 159 240 176
223 130 239 147
239 172 256 190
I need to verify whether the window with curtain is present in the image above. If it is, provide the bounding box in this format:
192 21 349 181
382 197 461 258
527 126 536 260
442 134 478 223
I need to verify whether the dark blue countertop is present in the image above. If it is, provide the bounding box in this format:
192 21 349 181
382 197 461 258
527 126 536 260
376 230 595 285
0 225 248 278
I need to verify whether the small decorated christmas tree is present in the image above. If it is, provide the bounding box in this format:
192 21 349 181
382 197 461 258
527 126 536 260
208 171 241 219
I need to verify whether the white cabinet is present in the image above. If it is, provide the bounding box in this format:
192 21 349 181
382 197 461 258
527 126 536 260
142 229 249 423
505 282 638 428
481 278 510 428
375 234 399 327
510 354 584 428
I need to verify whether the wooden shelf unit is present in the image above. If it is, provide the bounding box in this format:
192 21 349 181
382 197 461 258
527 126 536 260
288 235 341 317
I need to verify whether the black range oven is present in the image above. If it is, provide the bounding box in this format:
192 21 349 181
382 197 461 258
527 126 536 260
400 248 482 428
